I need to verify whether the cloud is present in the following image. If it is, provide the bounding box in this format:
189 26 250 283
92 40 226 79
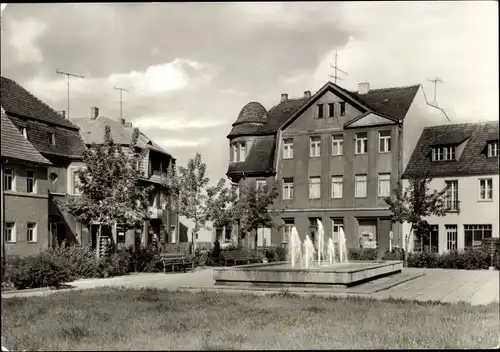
134 116 225 130
7 18 46 64
156 138 208 148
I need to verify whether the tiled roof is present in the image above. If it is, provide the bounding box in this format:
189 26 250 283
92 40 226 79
1 110 51 165
403 121 499 178
351 85 420 120
72 116 170 156
233 102 268 126
227 136 276 176
1 76 79 129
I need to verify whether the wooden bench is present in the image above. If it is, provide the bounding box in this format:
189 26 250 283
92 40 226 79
160 253 194 273
220 250 263 266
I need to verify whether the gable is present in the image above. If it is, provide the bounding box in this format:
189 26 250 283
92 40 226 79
283 90 363 133
345 113 398 129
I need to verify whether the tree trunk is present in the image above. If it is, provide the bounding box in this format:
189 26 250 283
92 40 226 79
237 220 242 248
96 224 102 259
404 227 413 266
254 228 258 254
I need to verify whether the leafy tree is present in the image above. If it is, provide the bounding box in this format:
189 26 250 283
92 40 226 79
58 125 153 257
234 183 280 252
384 172 450 264
205 180 239 240
167 153 227 251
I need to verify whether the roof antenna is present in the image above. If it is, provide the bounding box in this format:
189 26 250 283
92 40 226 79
56 69 84 119
329 49 348 85
427 77 444 107
114 86 129 120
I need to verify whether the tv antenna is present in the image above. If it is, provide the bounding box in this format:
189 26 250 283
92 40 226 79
114 86 129 120
56 69 84 119
427 77 444 107
329 49 348 85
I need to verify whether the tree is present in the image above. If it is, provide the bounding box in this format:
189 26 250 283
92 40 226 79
58 125 153 257
167 153 226 252
205 180 239 240
234 183 280 252
384 172 450 264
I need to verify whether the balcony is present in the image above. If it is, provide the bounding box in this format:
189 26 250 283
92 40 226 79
148 206 167 219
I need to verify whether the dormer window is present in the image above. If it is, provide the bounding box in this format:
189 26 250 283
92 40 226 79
231 141 246 162
19 126 27 139
317 104 324 119
432 146 456 161
48 132 55 145
488 142 498 158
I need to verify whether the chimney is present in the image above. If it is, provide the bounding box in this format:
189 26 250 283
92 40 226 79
281 93 288 102
59 110 66 119
304 90 311 99
90 106 99 120
358 82 370 95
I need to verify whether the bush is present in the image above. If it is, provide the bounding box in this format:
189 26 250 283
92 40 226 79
407 248 490 270
6 253 71 289
407 251 439 268
382 247 405 261
265 246 287 263
97 249 132 278
128 245 163 273
348 248 379 261
494 252 500 270
193 249 210 266
42 242 98 280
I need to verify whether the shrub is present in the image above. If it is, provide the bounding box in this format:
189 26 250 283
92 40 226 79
406 248 490 270
193 249 210 266
382 247 405 261
348 248 379 261
494 252 500 271
127 245 163 273
97 249 132 278
265 246 287 263
6 253 71 289
407 251 439 268
41 242 98 280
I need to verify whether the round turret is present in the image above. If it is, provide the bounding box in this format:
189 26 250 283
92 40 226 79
233 102 268 126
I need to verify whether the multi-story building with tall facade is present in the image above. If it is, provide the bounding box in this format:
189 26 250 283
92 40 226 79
1 108 52 256
226 81 449 255
73 109 179 249
402 121 499 253
1 76 87 252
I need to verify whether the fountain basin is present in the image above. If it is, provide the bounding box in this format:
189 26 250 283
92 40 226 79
213 260 403 287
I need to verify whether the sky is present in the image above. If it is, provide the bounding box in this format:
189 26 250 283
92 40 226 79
1 2 498 185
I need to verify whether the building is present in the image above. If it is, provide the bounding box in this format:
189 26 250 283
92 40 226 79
402 121 499 253
1 108 53 256
226 81 449 255
72 109 180 249
1 76 87 252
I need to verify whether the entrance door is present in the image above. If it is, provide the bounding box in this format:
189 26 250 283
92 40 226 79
358 219 377 249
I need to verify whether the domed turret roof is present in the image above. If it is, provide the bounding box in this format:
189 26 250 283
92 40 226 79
233 102 268 126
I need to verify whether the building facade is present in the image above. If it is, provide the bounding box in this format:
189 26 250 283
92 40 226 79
1 76 87 253
226 81 449 255
72 109 180 249
1 109 53 256
402 121 499 253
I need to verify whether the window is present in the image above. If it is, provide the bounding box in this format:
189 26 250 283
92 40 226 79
48 132 55 145
432 146 456 161
328 103 335 117
413 225 438 253
332 134 343 156
256 179 266 190
331 219 344 243
378 173 391 197
257 227 271 247
232 143 238 162
445 180 459 211
309 217 320 240
117 225 126 244
26 170 36 193
283 178 294 200
339 102 346 116
239 142 246 161
232 142 246 162
464 225 492 248
27 223 37 243
310 136 321 157
445 225 457 251
488 142 498 158
309 177 321 199
49 172 58 183
4 168 13 191
20 127 27 138
283 138 294 159
479 179 493 201
378 130 391 153
72 170 82 195
355 175 367 198
5 222 15 243
317 104 324 119
282 219 294 243
355 132 368 154
331 176 343 199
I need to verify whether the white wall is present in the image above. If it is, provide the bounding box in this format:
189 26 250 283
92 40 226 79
402 174 499 253
179 216 214 244
402 86 450 172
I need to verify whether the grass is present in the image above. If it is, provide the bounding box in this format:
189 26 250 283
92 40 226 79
1 288 499 350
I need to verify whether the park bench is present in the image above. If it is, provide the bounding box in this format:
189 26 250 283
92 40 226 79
160 253 194 274
220 250 263 266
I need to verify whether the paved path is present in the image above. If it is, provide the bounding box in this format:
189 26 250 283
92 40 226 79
2 267 499 306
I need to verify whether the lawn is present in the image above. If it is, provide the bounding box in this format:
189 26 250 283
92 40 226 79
2 288 499 350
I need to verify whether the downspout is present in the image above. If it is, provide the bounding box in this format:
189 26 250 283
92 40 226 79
397 119 403 248
1 159 6 281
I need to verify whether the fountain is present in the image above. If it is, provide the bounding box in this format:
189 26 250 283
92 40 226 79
214 222 403 288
